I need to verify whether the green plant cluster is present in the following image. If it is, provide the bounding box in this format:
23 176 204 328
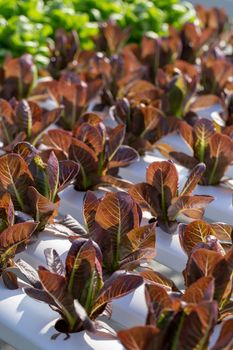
0 0 196 65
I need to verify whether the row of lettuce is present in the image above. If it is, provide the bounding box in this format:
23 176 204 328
0 0 196 64
0 4 233 349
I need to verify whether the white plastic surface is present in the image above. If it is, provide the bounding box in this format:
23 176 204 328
17 230 72 267
59 186 86 219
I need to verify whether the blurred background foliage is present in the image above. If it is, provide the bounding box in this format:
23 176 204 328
0 0 196 65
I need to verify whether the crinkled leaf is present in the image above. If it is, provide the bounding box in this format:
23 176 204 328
108 146 139 169
0 192 14 227
74 123 104 155
0 153 33 210
47 151 59 201
179 220 212 255
193 119 215 163
69 138 98 173
182 276 214 303
118 326 159 350
206 133 233 184
58 160 80 193
145 283 173 325
168 195 213 221
180 163 206 196
15 259 41 288
0 221 37 249
121 223 156 261
128 183 160 217
83 191 100 235
107 124 125 160
27 187 58 229
44 248 65 276
92 274 143 317
66 239 103 307
146 161 178 198
95 192 141 269
140 270 179 291
42 129 72 157
16 100 33 138
24 287 57 307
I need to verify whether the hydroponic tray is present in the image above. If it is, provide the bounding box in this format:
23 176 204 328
0 2 233 349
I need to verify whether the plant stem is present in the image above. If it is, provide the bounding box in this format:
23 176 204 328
171 312 185 350
84 271 95 314
208 158 218 185
161 186 167 221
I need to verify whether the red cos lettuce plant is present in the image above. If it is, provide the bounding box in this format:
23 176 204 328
0 54 36 100
179 220 233 320
118 79 162 108
195 5 228 35
157 61 228 126
128 160 213 233
93 20 232 112
158 119 233 185
157 60 199 119
35 72 102 130
117 226 233 349
156 60 226 126
78 23 150 107
113 97 186 154
183 243 233 321
138 27 182 79
0 98 62 149
94 20 131 56
97 25 182 87
117 277 229 350
16 239 143 335
201 58 233 96
0 192 38 289
58 191 156 275
93 22 150 105
180 22 215 63
41 114 139 190
0 146 79 230
47 28 79 79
